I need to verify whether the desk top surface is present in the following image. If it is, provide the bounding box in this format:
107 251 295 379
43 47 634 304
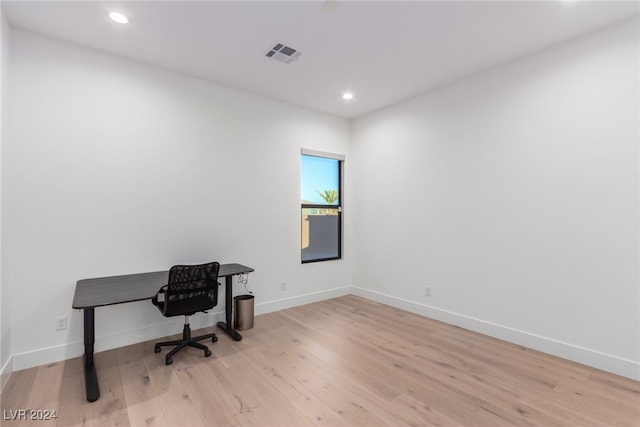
72 263 254 309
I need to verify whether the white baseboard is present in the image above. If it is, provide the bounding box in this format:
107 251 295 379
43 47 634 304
351 286 640 381
13 311 229 371
10 310 228 371
9 286 352 372
255 285 352 315
7 285 639 381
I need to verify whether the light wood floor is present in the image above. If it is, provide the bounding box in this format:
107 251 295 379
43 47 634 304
1 296 639 426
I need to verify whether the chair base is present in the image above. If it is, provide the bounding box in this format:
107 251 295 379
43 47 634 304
154 321 218 365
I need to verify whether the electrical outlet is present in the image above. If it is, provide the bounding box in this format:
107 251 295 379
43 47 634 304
56 316 67 331
280 281 286 291
425 286 431 297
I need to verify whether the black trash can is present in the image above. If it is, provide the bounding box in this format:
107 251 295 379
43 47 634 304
234 294 254 331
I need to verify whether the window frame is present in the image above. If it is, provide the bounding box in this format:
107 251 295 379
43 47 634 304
300 149 344 264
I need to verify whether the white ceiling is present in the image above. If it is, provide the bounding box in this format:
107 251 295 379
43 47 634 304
3 1 639 119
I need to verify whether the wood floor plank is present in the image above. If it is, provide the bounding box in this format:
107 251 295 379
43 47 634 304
116 343 168 427
1 296 638 427
148 348 224 427
16 361 65 427
392 392 467 427
54 355 90 426
0 366 37 426
82 348 131 427
218 352 313 427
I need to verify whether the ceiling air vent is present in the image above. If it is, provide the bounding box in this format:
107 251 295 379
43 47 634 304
265 43 303 64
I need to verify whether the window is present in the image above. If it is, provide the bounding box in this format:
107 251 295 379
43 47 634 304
301 149 344 263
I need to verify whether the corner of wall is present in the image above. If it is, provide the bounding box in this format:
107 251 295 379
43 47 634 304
0 4 13 390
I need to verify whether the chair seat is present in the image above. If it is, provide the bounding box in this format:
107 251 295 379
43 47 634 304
155 293 215 317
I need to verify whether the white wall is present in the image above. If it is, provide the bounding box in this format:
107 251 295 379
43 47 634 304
0 6 11 390
351 18 639 379
5 28 352 369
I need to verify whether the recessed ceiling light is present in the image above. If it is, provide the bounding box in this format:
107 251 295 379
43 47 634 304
108 12 129 24
342 92 354 101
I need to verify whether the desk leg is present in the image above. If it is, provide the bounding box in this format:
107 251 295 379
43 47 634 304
83 308 100 402
217 275 243 341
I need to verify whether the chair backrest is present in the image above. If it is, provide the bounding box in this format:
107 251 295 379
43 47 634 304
161 261 220 317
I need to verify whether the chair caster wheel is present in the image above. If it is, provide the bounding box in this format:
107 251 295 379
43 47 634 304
165 357 173 365
154 346 161 353
212 336 218 343
205 349 212 357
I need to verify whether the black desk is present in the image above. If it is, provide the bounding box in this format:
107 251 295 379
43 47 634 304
72 263 254 402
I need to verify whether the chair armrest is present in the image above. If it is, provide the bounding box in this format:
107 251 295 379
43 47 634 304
152 285 169 310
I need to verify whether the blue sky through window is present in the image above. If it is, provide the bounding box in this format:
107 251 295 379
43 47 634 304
301 155 339 204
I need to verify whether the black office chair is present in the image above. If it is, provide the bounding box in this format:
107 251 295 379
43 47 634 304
152 261 220 365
